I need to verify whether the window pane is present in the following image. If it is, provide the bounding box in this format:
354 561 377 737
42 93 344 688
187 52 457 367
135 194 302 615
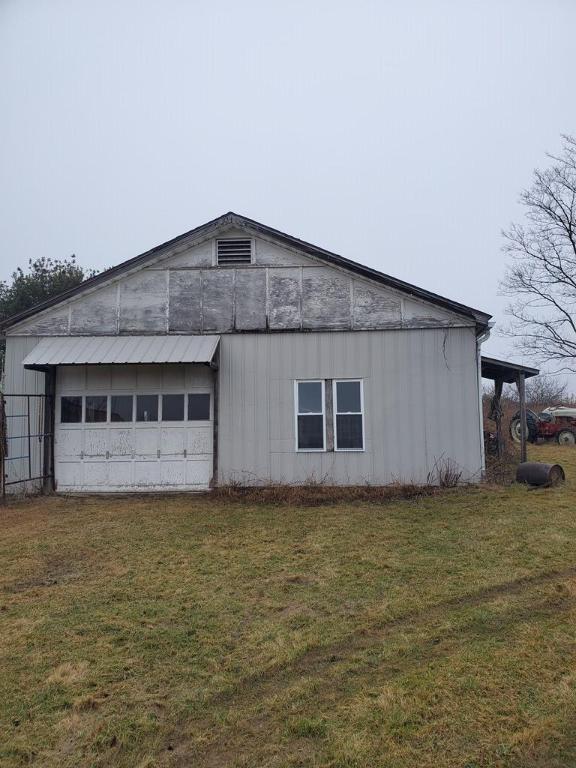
298 381 322 413
111 395 133 422
86 395 107 423
336 414 363 449
61 396 82 423
188 393 210 421
336 381 361 413
162 394 184 421
298 414 324 449
136 395 158 422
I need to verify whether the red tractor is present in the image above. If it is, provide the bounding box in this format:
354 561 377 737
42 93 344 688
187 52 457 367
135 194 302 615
510 407 576 446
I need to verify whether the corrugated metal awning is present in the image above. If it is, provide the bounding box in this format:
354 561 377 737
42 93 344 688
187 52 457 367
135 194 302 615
22 335 220 370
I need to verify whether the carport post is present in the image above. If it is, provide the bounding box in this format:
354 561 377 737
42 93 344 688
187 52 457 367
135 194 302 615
517 371 527 463
43 367 56 493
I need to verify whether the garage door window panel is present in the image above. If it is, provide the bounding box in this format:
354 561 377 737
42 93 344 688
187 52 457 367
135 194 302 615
111 395 134 422
162 394 185 421
136 395 158 422
61 396 82 423
86 395 108 423
188 394 211 421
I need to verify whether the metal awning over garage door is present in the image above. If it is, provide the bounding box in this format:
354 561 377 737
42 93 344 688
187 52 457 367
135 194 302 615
22 335 220 370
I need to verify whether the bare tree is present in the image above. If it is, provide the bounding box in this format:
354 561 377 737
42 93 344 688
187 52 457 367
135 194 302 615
509 374 567 409
483 374 567 410
501 135 576 370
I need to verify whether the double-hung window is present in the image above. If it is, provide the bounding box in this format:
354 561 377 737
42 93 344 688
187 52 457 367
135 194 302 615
295 380 325 451
333 380 364 450
294 379 365 452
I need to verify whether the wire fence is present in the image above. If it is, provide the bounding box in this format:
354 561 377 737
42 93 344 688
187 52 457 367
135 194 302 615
0 393 54 502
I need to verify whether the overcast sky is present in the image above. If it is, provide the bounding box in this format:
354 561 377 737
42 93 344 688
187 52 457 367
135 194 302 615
1 0 575 383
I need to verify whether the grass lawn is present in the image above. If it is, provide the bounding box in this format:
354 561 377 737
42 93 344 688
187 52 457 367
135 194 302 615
1 444 576 768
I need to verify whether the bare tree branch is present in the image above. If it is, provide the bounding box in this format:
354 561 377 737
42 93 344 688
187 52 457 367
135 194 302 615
501 135 576 371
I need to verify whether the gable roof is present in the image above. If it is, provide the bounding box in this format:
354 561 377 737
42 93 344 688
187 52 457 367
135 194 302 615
1 212 491 331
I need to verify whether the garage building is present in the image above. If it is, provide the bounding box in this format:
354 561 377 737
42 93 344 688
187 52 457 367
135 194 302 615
1 212 492 493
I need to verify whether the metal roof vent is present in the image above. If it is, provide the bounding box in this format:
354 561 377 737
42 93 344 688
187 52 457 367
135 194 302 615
217 238 252 265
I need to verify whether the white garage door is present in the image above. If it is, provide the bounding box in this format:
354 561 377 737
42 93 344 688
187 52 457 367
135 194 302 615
54 364 214 492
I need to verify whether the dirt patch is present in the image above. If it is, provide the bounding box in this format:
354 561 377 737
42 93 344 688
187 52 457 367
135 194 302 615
3 554 85 593
284 574 316 586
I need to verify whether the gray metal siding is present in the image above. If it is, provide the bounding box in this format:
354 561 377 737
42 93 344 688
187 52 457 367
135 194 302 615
2 336 45 492
217 327 482 485
3 327 484 492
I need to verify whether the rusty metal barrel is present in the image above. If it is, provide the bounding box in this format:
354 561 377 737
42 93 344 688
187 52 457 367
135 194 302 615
516 462 565 487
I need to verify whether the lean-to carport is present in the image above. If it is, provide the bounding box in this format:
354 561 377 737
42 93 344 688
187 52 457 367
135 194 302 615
481 356 540 462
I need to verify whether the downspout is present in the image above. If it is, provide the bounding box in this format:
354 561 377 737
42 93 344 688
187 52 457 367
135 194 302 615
476 322 494 477
210 346 220 489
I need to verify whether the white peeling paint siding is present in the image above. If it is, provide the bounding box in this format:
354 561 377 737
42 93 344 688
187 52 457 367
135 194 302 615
2 336 45 492
217 327 482 485
9 235 471 338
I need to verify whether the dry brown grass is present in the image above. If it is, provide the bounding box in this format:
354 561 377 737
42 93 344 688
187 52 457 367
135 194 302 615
213 479 439 506
484 447 521 485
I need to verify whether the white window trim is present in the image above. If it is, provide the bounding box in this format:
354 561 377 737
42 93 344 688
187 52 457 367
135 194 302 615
333 379 365 452
294 380 326 452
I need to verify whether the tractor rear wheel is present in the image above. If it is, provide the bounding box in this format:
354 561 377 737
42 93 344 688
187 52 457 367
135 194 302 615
510 410 539 443
557 430 576 446
510 418 522 443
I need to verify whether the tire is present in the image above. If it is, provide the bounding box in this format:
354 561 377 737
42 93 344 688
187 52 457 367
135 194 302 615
510 417 522 443
557 430 576 446
509 410 539 443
